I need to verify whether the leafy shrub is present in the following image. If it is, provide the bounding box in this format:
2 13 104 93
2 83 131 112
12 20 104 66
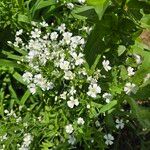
0 0 150 150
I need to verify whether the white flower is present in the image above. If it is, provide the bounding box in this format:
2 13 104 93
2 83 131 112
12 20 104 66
87 83 101 98
127 67 135 76
87 104 90 109
23 133 32 146
58 23 66 33
16 29 23 36
102 93 112 103
68 135 76 145
67 96 79 108
104 134 114 145
31 28 41 38
134 54 142 64
59 60 70 70
62 32 72 44
78 0 85 4
27 83 36 94
77 117 85 125
22 72 33 83
71 52 84 66
69 86 76 95
40 21 48 27
64 71 74 80
50 32 58 41
102 60 111 72
116 119 124 129
124 83 138 95
67 3 74 9
60 91 67 100
65 124 74 134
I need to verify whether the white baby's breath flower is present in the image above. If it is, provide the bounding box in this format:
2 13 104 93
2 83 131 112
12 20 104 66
116 119 124 129
104 134 114 145
58 23 66 33
62 32 72 44
71 52 84 66
102 60 111 72
40 21 48 27
102 93 112 103
27 83 36 94
127 67 135 76
67 3 74 9
67 96 79 108
124 83 138 95
68 135 76 145
64 71 74 80
77 117 85 125
31 28 41 38
60 91 67 100
87 83 101 98
16 29 23 36
22 72 33 83
87 104 90 109
134 54 142 64
50 32 58 41
65 124 74 134
59 60 70 70
78 0 86 4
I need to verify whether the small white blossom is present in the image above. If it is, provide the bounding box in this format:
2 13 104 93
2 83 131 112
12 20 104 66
16 29 23 36
104 134 114 145
124 83 138 95
78 0 85 4
40 21 48 27
77 117 85 125
116 119 124 129
127 67 135 76
68 135 76 145
87 83 101 98
62 32 72 44
87 104 90 109
60 91 67 100
102 93 112 103
67 96 79 108
65 124 74 134
23 72 33 83
27 83 36 94
50 32 58 41
31 28 41 38
102 60 111 72
58 23 66 33
64 71 74 80
59 60 70 70
67 3 74 9
71 52 84 66
134 54 142 64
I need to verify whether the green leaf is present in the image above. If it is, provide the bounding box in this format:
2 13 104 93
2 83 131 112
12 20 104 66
31 0 56 17
87 0 111 20
2 50 23 61
118 45 126 56
20 90 31 105
18 14 30 23
12 72 25 85
0 59 21 68
99 100 117 113
127 98 150 130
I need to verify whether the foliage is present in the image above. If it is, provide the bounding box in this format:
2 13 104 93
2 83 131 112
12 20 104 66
0 0 150 149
